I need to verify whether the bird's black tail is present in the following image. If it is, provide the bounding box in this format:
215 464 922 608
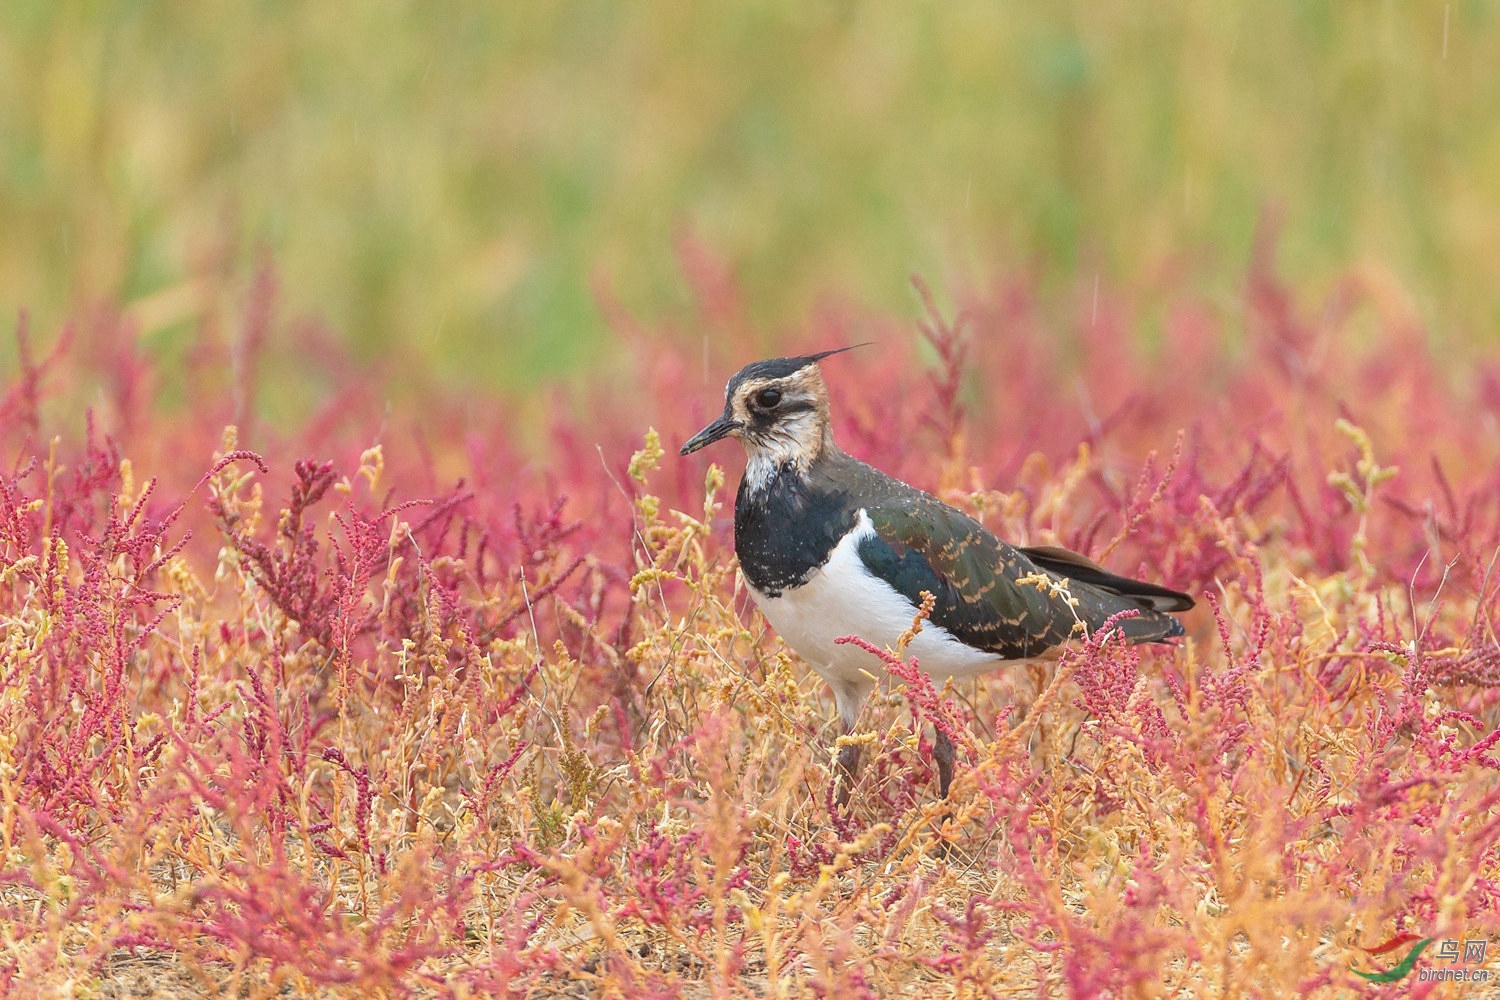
1018 544 1193 645
1019 545 1195 612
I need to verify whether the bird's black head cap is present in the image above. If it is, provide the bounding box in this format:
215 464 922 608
724 345 866 395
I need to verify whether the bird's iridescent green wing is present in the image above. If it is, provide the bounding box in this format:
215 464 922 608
859 499 1083 658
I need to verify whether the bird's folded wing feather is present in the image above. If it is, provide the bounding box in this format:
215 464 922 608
858 503 1082 658
1018 545 1195 613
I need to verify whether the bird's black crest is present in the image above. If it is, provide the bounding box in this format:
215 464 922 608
725 345 866 393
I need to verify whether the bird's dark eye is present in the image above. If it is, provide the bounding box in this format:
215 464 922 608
753 388 782 409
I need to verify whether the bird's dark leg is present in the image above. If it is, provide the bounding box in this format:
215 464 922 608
933 725 956 799
835 736 863 809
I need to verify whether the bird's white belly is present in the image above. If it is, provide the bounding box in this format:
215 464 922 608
749 511 1005 722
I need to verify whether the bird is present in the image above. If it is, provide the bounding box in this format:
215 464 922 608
679 347 1195 806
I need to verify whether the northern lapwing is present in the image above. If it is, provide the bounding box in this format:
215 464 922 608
680 349 1195 805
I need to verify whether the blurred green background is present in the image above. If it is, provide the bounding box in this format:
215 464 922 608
2 2 1496 407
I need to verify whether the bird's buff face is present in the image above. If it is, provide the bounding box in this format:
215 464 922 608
680 363 834 492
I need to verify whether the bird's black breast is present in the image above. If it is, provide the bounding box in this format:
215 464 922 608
734 464 857 597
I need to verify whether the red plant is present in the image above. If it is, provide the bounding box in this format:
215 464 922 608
4 241 1500 996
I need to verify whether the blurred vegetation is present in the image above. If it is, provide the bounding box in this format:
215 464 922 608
1 2 1496 403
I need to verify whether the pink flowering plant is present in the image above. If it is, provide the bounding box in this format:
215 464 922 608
2 239 1499 996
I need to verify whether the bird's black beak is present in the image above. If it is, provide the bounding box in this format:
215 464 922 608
680 413 739 455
